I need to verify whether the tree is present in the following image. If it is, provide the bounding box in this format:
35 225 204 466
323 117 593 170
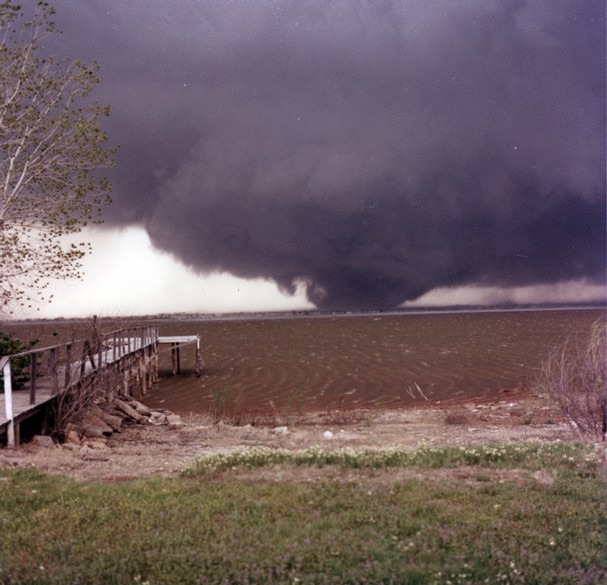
0 329 37 389
0 0 114 310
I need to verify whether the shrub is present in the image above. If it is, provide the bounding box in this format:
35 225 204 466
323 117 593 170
0 331 38 390
535 318 606 440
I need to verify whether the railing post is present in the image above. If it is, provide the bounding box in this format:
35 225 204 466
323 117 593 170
195 337 203 376
2 358 15 448
80 342 87 378
49 348 59 395
29 354 37 405
171 343 177 375
65 343 72 389
1 324 162 447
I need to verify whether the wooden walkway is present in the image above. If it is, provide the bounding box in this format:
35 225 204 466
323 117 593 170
1 327 202 448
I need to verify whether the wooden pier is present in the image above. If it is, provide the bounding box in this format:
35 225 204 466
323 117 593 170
1 326 202 448
159 335 204 375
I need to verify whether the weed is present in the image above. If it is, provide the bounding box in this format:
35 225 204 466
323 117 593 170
535 317 606 439
444 411 470 425
210 387 229 422
185 441 599 476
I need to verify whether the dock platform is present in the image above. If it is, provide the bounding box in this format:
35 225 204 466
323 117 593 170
1 325 159 446
0 326 201 447
158 335 203 375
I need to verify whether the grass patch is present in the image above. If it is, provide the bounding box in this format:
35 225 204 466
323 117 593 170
0 442 605 584
185 441 599 476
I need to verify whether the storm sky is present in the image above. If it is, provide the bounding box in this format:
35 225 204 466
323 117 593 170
40 0 606 313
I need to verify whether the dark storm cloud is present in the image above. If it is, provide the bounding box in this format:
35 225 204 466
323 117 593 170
52 0 605 309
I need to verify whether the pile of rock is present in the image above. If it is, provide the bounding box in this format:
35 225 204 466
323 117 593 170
58 396 185 449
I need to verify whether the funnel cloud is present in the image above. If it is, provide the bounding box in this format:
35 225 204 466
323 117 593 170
53 0 605 310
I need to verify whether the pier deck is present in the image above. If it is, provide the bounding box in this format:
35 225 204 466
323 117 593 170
158 335 203 375
1 326 161 447
1 329 204 446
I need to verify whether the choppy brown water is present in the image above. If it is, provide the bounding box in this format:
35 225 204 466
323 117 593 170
3 309 602 417
145 309 602 416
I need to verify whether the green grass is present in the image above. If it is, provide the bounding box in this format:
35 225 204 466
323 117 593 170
0 441 605 584
184 441 601 476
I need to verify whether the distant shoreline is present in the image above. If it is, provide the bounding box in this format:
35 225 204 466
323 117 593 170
3 301 605 325
154 303 606 324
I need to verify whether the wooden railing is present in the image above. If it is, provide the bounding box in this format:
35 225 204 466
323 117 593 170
1 325 159 447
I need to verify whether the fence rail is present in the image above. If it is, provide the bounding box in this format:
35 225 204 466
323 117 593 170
0 325 159 447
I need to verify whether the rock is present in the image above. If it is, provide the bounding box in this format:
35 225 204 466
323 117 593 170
323 430 334 439
104 406 129 419
149 412 167 425
64 430 81 445
65 422 80 434
114 398 147 424
79 445 109 461
61 443 81 452
83 439 110 451
166 413 185 430
271 426 289 435
88 414 114 433
98 411 123 432
32 435 55 447
81 425 106 439
79 415 113 438
128 399 152 417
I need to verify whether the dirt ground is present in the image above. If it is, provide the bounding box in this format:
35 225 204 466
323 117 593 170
0 391 582 482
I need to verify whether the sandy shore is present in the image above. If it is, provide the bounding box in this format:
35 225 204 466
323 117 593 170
0 390 584 482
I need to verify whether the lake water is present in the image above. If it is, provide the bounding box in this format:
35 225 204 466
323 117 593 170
141 308 603 417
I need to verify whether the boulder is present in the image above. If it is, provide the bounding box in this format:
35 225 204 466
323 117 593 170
64 430 81 445
129 399 152 416
80 415 113 438
98 411 123 432
113 398 147 424
165 413 185 429
65 422 80 434
149 411 167 425
165 413 181 423
83 439 111 451
32 435 55 447
81 425 106 439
